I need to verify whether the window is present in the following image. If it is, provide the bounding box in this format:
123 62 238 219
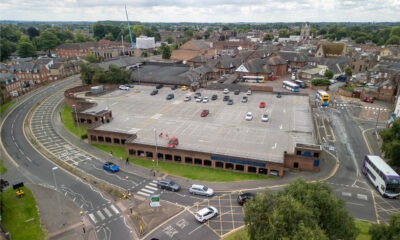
90 135 97 141
113 138 120 144
185 157 193 164
137 150 145 157
296 150 301 155
174 155 181 162
226 163 234 169
165 154 172 160
105 137 111 143
194 158 202 165
204 160 212 166
314 152 319 158
235 165 244 171
146 152 153 158
157 153 163 160
248 166 257 173
129 149 136 155
98 136 104 142
215 161 224 168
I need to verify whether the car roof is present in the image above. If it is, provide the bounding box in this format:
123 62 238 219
191 184 204 188
240 192 255 197
197 207 212 215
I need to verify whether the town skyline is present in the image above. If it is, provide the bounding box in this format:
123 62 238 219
1 0 399 23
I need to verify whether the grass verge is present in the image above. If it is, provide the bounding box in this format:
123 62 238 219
92 144 272 182
61 105 87 138
0 100 15 115
0 160 7 174
1 187 44 240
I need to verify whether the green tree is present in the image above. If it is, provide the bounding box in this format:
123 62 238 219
93 23 106 40
390 26 400 37
103 64 130 84
104 33 115 41
0 39 12 61
161 44 171 59
380 119 400 166
27 27 40 40
74 31 86 43
324 69 334 79
370 213 400 240
386 36 400 45
141 51 149 57
85 53 100 63
244 180 357 240
0 25 21 42
37 30 60 55
278 28 290 38
263 33 274 41
17 36 36 58
344 66 352 86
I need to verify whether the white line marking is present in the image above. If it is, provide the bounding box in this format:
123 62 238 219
146 186 158 191
357 194 368 201
347 202 365 206
137 191 150 197
103 208 113 218
96 210 106 221
342 192 352 197
141 188 155 194
89 213 97 224
110 205 120 214
149 183 157 187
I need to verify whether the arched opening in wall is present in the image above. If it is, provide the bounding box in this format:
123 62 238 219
121 139 126 144
293 162 299 168
157 153 164 160
174 155 181 162
146 151 153 158
215 161 224 168
137 150 145 157
105 137 111 143
113 138 120 144
269 169 279 176
248 166 257 173
129 149 136 156
165 154 172 161
225 163 234 170
185 157 193 164
90 135 97 142
98 136 104 142
194 158 202 165
204 160 211 167
235 165 244 171
258 168 267 174
88 119 92 124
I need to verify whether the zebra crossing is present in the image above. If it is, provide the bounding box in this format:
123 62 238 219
88 204 121 224
136 180 159 197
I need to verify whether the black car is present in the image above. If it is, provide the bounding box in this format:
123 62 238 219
237 192 255 205
157 179 181 192
211 94 218 100
150 89 158 96
223 95 230 101
171 85 178 90
276 92 282 98
234 89 240 95
156 84 164 89
227 99 234 105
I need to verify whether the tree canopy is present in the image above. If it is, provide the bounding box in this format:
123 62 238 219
36 30 60 54
369 213 400 240
80 63 131 85
244 179 358 240
380 119 400 167
16 36 36 58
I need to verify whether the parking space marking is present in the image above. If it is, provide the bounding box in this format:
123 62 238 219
88 213 97 224
96 210 105 221
357 194 368 201
103 207 113 218
110 205 120 214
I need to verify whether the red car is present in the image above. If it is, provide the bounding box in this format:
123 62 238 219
201 109 209 117
167 138 179 148
259 102 266 108
363 97 374 103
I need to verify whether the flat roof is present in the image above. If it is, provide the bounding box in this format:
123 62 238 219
82 85 316 164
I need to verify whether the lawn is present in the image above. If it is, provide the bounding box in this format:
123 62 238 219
1 187 44 240
0 100 15 115
92 144 272 182
61 105 87 139
223 220 373 240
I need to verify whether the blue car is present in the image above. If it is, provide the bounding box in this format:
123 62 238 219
103 161 120 173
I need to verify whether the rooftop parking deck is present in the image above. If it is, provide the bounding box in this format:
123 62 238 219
83 85 315 164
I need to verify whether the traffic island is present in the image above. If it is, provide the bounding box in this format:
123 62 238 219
129 199 183 237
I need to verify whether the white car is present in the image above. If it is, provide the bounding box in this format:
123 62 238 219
247 90 252 95
223 88 229 94
184 96 191 102
196 97 202 102
119 85 129 90
195 206 218 223
202 97 209 103
261 113 269 122
189 184 214 197
245 112 253 121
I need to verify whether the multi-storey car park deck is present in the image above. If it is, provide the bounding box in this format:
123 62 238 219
79 85 320 176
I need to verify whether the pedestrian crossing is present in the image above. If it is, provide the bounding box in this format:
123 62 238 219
88 204 120 224
137 180 158 197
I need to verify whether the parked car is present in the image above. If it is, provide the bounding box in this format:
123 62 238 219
103 161 120 173
241 96 248 103
196 97 203 102
150 89 158 96
157 179 181 192
211 94 218 100
227 99 234 105
181 86 188 91
245 112 253 121
119 85 130 90
156 84 164 89
234 89 240 95
189 184 214 197
223 95 230 101
237 192 255 205
276 92 282 98
184 96 191 102
223 88 229 94
261 113 269 122
124 84 134 88
201 109 209 117
195 206 218 223
363 96 374 103
259 102 266 108
171 85 178 90
167 138 179 148
166 93 174 100
247 89 252 95
202 96 209 103
194 92 201 99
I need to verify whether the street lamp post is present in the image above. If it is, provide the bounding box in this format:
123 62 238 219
375 108 387 138
52 167 65 226
154 128 158 168
72 105 81 140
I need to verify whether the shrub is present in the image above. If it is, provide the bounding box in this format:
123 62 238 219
311 78 331 86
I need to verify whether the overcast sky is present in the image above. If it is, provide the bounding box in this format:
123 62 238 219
1 0 399 22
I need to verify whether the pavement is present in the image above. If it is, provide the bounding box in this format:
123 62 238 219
0 79 388 240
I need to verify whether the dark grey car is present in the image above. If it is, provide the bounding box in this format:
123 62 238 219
157 179 181 192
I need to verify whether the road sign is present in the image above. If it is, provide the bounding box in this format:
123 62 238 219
149 194 160 207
